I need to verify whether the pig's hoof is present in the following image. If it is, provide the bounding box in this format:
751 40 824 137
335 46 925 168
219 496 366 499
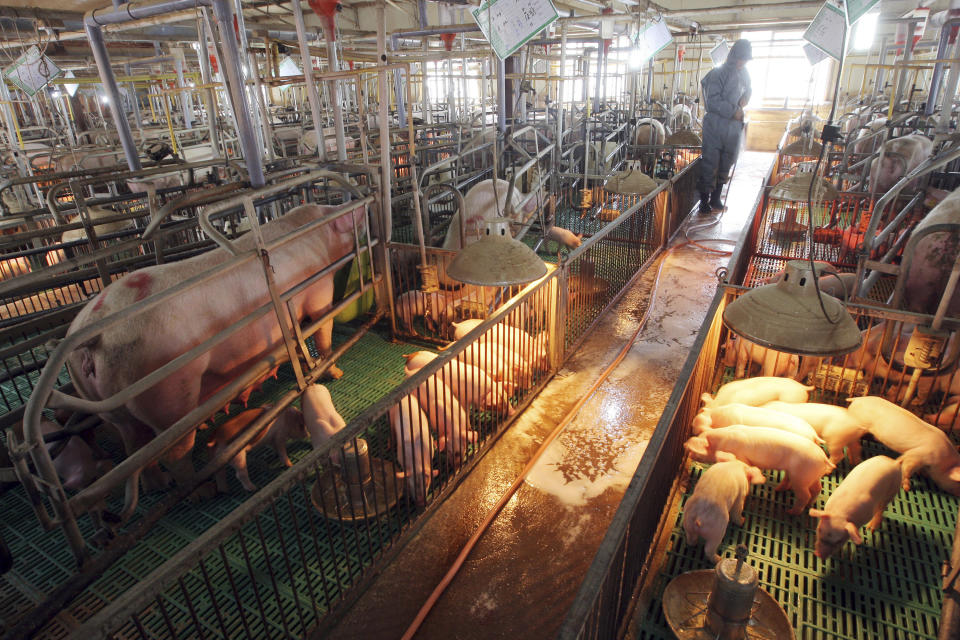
710 554 721 565
734 515 745 526
189 481 218 501
325 365 344 380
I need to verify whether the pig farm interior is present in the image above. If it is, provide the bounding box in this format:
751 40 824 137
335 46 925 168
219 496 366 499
3 1 960 639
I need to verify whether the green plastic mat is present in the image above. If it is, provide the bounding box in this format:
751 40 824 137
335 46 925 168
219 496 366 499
632 438 957 640
0 323 429 637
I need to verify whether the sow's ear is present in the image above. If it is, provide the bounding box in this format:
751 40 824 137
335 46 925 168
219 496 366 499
332 205 366 233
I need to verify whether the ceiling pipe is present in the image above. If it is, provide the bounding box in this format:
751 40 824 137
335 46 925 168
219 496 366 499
658 1 822 17
84 0 265 186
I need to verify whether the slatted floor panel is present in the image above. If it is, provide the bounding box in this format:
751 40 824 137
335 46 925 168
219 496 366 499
633 439 957 640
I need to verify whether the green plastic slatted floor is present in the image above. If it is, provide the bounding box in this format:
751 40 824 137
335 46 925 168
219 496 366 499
632 439 957 639
0 323 429 637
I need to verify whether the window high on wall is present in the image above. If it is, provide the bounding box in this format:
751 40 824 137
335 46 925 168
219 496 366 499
741 30 833 109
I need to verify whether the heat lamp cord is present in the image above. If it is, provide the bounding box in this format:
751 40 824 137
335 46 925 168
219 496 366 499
401 244 686 639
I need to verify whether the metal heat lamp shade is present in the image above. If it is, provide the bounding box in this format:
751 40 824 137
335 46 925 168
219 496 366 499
770 173 838 202
446 218 547 286
723 260 862 357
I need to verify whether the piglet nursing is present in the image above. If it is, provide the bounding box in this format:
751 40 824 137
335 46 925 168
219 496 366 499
683 459 766 564
204 406 306 492
809 455 902 558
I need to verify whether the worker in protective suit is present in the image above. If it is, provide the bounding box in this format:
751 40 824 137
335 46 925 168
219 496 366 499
698 39 752 214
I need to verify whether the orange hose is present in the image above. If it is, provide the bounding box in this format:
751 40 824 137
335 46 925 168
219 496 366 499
401 245 681 640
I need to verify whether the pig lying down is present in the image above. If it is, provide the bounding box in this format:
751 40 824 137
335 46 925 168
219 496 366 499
702 376 813 408
683 459 766 564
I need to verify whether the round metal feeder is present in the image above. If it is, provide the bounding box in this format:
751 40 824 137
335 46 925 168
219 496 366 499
662 549 794 640
781 139 822 157
311 439 401 522
770 173 838 203
604 169 657 196
666 130 702 146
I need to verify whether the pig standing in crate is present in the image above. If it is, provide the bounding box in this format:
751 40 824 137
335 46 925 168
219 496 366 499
868 134 934 194
60 203 365 519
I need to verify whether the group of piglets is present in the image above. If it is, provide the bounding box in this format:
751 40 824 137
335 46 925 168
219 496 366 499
389 318 546 505
682 376 960 564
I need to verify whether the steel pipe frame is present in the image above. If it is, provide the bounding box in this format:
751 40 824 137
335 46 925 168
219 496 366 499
0 158 183 216
20 174 379 559
290 0 331 163
84 0 266 186
856 143 960 298
241 57 423 243
71 256 561 639
925 19 960 116
66 158 698 638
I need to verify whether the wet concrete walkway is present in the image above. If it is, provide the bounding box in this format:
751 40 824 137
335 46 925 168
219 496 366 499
321 152 773 640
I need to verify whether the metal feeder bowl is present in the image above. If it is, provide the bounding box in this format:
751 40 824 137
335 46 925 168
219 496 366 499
311 438 401 522
662 546 794 640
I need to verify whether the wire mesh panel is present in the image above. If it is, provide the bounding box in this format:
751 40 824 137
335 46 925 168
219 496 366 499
627 294 960 640
53 270 560 640
561 173 677 357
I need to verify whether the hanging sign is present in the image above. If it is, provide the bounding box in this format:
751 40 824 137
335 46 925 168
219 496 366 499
471 0 559 60
4 45 62 97
803 42 829 66
844 0 881 27
709 39 730 66
633 17 673 66
803 1 847 61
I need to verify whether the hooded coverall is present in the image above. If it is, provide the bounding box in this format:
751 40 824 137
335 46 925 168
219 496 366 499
698 39 752 208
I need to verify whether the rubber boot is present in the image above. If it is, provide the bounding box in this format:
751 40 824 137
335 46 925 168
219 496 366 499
710 186 725 211
698 192 713 214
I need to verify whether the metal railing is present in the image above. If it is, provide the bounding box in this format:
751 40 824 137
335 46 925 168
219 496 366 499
6 154 701 639
8 170 381 561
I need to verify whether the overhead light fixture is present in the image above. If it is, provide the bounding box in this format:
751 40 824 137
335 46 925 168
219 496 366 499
446 218 547 286
63 70 78 97
769 171 838 202
722 260 862 357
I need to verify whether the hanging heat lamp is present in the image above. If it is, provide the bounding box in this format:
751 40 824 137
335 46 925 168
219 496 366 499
723 260 861 357
446 218 547 286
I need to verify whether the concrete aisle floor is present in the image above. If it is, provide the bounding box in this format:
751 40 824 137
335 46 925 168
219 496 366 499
322 152 773 640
